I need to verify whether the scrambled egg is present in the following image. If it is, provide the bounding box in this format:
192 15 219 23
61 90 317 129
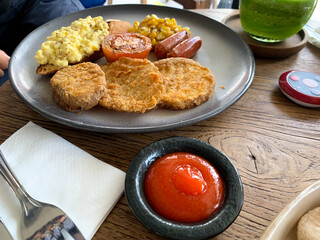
35 16 109 67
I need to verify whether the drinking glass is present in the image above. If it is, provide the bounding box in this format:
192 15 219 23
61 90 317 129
240 0 318 42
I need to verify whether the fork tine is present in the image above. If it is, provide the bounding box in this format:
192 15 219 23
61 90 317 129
27 215 66 240
51 222 65 240
43 226 65 240
61 217 85 240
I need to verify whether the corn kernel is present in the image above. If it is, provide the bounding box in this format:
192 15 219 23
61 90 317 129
158 23 165 29
148 19 157 26
161 26 170 33
151 38 157 46
151 14 158 19
148 31 157 39
133 21 140 28
163 32 170 38
156 32 166 41
140 28 150 36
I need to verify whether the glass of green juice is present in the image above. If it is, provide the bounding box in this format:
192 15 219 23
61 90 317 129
240 0 318 42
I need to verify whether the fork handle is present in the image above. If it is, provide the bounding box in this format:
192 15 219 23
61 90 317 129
0 150 40 215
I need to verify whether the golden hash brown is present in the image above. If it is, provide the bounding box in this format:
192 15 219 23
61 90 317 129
50 62 106 112
99 57 163 113
154 57 215 110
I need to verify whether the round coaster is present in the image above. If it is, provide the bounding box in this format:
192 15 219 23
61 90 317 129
222 13 308 58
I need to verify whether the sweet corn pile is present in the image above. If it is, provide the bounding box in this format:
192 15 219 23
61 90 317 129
129 14 191 46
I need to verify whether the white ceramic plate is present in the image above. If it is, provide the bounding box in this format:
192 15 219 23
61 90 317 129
9 4 254 133
261 181 320 240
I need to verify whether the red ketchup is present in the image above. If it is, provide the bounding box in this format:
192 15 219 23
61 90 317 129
144 152 225 223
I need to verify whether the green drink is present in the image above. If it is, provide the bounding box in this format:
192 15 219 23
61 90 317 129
240 0 318 42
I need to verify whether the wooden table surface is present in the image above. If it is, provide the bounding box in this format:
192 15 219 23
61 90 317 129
1 8 320 240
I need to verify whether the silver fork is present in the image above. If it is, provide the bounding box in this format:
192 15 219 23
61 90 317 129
0 150 85 240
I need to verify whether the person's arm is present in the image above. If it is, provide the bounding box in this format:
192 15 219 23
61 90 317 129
0 50 10 77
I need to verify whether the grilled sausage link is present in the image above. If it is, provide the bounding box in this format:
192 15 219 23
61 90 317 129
167 36 202 58
154 31 190 59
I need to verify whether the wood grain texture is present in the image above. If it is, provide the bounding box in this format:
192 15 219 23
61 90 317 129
0 9 320 240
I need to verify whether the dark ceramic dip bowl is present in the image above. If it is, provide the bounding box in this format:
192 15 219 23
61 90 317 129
125 136 243 240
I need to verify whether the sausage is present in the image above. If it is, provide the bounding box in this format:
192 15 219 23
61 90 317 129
167 36 202 58
154 31 190 59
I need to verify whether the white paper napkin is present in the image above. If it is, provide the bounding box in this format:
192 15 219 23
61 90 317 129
0 121 126 240
305 18 320 48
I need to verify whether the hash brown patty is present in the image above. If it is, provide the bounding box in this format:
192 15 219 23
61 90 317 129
99 57 163 113
50 62 106 112
154 57 216 110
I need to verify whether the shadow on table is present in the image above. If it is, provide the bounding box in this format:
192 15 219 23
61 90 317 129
0 70 8 87
271 86 320 120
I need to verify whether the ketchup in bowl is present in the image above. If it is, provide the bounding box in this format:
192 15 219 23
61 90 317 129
125 136 243 240
144 152 225 223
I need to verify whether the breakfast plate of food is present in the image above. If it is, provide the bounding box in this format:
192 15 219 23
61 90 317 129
9 4 254 133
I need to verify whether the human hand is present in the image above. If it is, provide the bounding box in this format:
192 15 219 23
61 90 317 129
0 50 10 77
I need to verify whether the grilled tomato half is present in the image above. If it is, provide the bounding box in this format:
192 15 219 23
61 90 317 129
102 33 152 62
